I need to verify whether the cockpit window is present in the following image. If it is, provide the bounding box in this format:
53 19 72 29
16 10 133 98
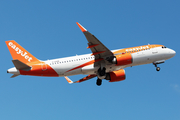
162 46 166 48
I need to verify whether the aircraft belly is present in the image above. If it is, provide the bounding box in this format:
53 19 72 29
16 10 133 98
81 64 98 75
64 68 82 76
49 63 72 76
50 61 91 76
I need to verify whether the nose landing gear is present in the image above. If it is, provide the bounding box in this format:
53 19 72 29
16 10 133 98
153 63 160 71
156 67 160 71
153 60 165 72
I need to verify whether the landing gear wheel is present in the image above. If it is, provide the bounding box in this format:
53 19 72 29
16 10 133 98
156 67 160 71
153 63 161 72
98 67 106 76
96 79 102 86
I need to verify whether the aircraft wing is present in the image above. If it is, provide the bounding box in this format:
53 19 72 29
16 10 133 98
65 74 97 84
76 22 114 66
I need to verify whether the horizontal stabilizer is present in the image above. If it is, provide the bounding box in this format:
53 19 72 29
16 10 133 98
12 59 31 71
11 74 19 78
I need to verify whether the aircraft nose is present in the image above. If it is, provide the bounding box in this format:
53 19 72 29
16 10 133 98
169 49 176 57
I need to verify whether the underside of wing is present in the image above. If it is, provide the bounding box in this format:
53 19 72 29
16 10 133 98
65 74 97 84
76 22 114 66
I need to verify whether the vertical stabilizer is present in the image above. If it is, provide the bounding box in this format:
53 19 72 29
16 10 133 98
5 40 40 64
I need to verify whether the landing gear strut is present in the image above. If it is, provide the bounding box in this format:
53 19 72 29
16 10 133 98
98 67 106 76
153 60 165 71
96 79 102 86
153 63 160 71
96 67 106 86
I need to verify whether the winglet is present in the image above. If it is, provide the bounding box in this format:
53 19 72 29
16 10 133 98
64 76 73 84
76 22 87 32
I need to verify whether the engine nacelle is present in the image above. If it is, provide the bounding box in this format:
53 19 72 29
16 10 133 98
107 53 132 66
116 53 132 66
105 69 126 82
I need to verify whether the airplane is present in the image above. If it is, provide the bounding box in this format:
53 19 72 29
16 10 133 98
6 22 176 86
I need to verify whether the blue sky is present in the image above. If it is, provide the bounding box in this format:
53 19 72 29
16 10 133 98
1 0 180 120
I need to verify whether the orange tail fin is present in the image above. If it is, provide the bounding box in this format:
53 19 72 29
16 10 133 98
5 40 40 64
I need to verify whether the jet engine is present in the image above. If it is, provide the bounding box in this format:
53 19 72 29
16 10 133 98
106 53 132 66
105 69 126 82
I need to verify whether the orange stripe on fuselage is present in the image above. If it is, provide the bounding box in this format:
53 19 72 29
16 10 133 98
66 58 103 73
19 62 58 77
113 44 162 55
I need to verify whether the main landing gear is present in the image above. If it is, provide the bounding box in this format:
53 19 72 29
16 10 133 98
98 67 106 77
96 67 106 86
96 79 102 86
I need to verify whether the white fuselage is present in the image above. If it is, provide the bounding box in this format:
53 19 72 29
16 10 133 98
43 46 175 77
